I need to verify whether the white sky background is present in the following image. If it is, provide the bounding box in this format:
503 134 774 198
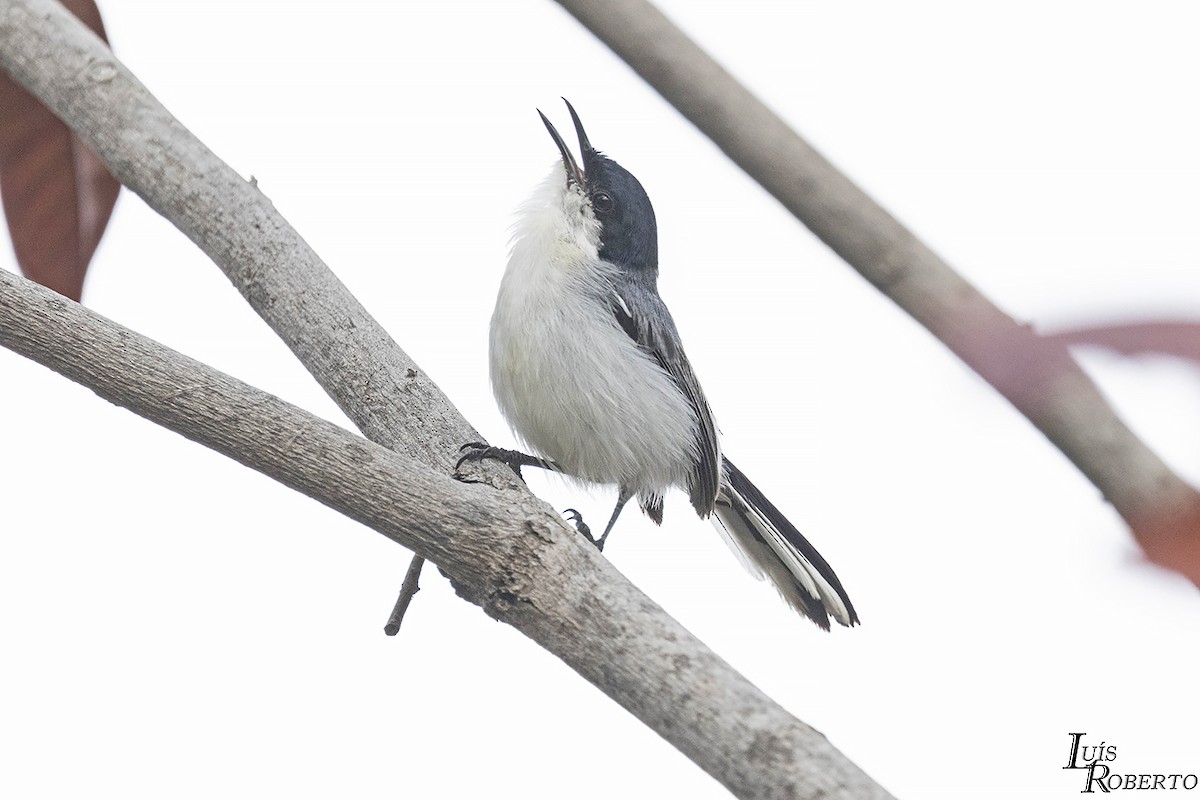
2 1 1199 797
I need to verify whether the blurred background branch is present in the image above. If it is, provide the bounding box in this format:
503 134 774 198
553 0 1200 581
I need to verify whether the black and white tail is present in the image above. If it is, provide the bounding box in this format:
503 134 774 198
712 458 858 630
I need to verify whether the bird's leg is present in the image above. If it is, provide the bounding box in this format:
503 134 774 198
584 488 631 552
454 441 559 482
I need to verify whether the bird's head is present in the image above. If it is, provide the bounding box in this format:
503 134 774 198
538 99 659 275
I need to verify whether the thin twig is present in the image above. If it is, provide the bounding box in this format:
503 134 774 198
384 555 426 636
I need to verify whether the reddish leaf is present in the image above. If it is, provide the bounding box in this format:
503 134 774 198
0 0 119 301
1047 321 1200 364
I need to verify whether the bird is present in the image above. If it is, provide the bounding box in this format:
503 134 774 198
460 99 858 630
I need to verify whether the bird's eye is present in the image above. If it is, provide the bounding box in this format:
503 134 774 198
591 191 614 214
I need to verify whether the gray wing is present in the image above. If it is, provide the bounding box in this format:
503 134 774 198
607 282 721 517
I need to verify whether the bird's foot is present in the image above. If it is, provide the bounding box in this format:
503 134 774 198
454 442 556 482
563 508 605 551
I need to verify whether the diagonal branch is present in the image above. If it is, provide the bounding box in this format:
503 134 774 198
0 0 466 470
0 267 895 800
1 0 466 634
552 0 1200 579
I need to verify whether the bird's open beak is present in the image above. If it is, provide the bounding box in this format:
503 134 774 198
538 98 591 187
563 98 593 156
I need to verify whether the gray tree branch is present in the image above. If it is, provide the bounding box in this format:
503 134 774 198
383 554 426 635
0 267 893 800
0 0 461 468
552 0 1200 577
0 1 893 797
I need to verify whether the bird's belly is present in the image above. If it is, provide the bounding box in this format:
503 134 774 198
490 299 697 495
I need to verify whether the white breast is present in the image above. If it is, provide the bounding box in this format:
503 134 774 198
489 170 698 498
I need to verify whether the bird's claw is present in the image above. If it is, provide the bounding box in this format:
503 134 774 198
454 442 492 472
563 508 605 550
454 442 533 481
563 508 592 537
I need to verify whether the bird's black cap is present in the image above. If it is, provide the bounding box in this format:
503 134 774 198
539 99 658 275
